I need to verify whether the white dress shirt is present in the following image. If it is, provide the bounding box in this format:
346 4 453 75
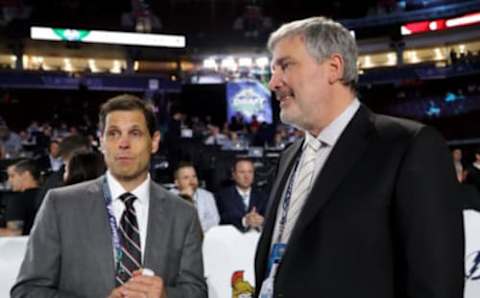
271 99 360 245
305 98 360 182
236 186 252 210
106 171 150 261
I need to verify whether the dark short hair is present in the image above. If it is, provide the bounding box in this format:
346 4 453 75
12 159 41 182
65 151 106 185
58 135 91 161
232 157 254 172
174 161 196 179
98 94 158 136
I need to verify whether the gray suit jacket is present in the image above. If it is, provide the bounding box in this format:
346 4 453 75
11 176 207 298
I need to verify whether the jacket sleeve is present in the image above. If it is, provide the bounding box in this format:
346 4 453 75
166 208 207 298
11 191 81 298
394 126 464 297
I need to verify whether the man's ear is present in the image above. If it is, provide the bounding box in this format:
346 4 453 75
99 133 106 154
327 53 345 85
151 131 161 154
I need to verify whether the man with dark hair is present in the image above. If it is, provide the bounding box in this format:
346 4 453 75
0 159 40 236
216 157 268 232
36 139 63 173
172 161 220 233
12 94 207 298
255 16 463 297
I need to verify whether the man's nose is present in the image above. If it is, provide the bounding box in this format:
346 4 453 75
118 135 130 148
268 71 282 92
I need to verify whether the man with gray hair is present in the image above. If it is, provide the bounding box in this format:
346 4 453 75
255 16 464 297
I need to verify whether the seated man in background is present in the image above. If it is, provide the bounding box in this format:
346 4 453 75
36 139 63 174
172 161 220 233
0 159 40 236
216 157 267 232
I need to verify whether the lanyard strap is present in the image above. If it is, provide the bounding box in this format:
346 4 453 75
102 176 123 267
275 156 301 244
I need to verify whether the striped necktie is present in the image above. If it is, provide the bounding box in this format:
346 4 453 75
281 137 321 243
115 192 142 285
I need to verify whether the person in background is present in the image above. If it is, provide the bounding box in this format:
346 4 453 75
465 147 480 194
34 134 91 209
0 159 40 236
204 125 228 146
451 148 465 182
36 139 63 174
216 157 267 232
0 124 22 158
63 151 106 185
172 161 220 233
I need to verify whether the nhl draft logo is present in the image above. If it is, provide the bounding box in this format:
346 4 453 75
231 270 254 298
466 250 480 281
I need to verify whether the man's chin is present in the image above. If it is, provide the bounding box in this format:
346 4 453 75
280 113 300 129
111 169 142 182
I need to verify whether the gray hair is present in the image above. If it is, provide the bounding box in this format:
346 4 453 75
268 16 358 90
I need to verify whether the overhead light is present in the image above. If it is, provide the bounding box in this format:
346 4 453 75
387 53 396 65
23 55 29 68
363 55 373 68
64 58 73 72
32 56 44 64
31 26 186 48
238 57 252 68
221 57 237 71
255 57 269 68
110 60 122 73
446 12 480 28
203 57 217 70
434 48 443 60
134 61 139 71
88 59 98 72
409 51 420 63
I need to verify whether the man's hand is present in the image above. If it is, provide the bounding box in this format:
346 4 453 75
107 270 167 298
179 185 195 198
245 207 264 229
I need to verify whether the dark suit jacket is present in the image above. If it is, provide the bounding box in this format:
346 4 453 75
12 176 207 298
255 106 464 298
216 185 268 231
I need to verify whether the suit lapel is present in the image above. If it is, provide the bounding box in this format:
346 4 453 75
143 182 168 269
255 139 303 280
84 177 116 290
287 106 374 246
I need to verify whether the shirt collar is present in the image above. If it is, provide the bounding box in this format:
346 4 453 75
236 186 251 197
304 98 360 148
106 170 150 205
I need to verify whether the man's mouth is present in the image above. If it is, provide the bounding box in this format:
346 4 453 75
116 156 134 162
276 90 295 103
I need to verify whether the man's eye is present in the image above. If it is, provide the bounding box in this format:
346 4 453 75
281 63 290 71
131 130 143 137
107 130 119 137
